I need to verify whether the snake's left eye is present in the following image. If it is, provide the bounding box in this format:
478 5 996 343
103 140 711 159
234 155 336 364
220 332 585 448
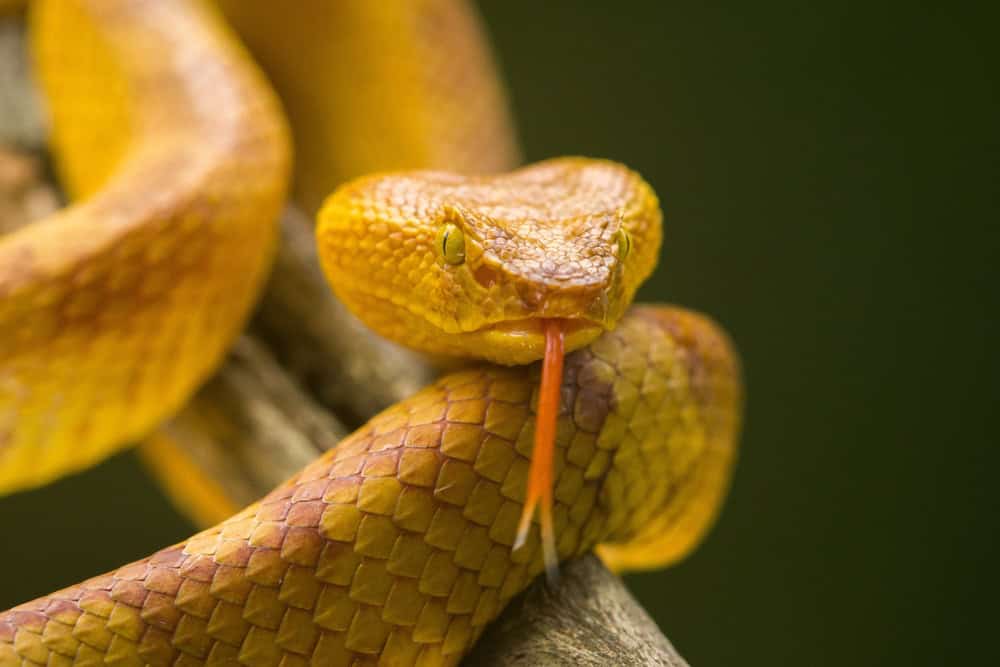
438 224 466 265
615 228 632 261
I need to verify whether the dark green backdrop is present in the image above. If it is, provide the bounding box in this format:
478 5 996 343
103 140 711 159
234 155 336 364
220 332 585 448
1 2 995 665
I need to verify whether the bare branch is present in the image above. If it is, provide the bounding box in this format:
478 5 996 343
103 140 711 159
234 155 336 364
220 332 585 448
0 16 687 664
469 555 689 666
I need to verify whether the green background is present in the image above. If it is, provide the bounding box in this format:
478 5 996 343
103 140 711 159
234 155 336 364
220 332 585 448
1 2 995 665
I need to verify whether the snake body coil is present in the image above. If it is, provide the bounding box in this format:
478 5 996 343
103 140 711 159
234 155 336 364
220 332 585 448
0 0 289 492
0 0 743 664
1 307 740 665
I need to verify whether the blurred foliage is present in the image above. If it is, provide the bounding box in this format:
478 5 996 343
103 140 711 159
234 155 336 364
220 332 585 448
0 2 994 665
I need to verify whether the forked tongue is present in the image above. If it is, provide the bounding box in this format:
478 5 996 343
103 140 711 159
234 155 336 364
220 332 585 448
514 319 565 583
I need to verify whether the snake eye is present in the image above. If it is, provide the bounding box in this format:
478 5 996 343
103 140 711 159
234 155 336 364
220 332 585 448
615 228 632 262
438 223 466 265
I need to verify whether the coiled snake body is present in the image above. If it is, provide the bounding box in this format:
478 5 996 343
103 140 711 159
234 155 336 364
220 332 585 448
0 1 742 665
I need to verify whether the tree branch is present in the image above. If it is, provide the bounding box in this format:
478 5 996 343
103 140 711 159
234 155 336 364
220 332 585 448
0 16 689 665
469 555 689 666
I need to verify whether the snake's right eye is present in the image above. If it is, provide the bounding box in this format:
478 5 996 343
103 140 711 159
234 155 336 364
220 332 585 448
615 228 632 262
438 224 466 265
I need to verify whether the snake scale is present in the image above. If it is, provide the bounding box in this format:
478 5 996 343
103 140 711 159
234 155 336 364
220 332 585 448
0 0 742 665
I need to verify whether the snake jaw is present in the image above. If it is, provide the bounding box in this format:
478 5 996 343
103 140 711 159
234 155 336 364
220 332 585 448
475 316 602 366
481 316 603 335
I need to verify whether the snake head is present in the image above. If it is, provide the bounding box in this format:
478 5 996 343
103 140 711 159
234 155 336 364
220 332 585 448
316 157 662 364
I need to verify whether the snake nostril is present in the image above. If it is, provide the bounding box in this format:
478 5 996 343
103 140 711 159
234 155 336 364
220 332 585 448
516 281 546 308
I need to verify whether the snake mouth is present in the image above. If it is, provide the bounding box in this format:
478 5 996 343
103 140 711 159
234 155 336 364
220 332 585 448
474 317 605 363
485 317 602 337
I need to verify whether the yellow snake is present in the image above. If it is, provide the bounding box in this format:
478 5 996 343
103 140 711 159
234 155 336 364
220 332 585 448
0 1 742 665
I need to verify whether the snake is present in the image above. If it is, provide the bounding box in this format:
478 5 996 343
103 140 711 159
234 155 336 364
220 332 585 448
0 1 742 665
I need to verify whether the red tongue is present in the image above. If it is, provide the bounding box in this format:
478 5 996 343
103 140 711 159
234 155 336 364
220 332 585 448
514 319 565 581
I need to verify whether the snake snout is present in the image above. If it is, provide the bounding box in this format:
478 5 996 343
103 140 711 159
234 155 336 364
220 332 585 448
507 266 618 329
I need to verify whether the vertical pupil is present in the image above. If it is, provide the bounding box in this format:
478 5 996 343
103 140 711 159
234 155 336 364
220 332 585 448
440 225 464 264
618 230 630 258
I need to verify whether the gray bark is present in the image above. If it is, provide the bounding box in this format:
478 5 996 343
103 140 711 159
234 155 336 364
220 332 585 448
0 19 44 149
470 555 689 666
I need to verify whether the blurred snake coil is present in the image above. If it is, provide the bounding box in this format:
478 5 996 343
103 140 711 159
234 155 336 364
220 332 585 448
0 1 742 666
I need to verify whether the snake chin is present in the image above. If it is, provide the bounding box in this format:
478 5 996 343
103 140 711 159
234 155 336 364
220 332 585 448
472 317 604 365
